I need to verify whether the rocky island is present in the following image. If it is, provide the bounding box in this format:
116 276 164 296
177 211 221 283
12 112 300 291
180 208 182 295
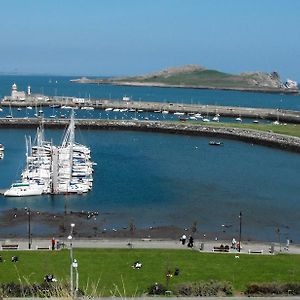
70 65 298 94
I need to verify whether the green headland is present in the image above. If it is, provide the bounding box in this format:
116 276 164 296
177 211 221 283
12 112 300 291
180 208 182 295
71 65 299 93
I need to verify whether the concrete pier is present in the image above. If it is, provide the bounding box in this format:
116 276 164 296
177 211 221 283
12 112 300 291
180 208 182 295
1 118 300 153
2 97 300 123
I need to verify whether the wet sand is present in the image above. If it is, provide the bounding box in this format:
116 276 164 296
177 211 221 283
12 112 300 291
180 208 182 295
1 208 299 254
0 208 200 239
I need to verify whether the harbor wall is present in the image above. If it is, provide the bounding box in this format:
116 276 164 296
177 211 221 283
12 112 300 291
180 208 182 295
1 118 300 153
2 98 300 123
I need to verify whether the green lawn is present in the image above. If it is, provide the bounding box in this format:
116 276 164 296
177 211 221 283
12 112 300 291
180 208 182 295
0 249 299 296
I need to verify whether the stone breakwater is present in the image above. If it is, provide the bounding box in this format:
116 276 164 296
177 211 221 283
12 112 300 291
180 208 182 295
2 99 300 123
1 118 300 153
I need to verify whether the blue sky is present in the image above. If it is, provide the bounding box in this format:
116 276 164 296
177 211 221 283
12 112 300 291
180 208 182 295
1 0 300 80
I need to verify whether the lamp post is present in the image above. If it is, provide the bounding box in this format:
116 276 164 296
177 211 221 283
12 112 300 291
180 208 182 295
238 211 242 253
276 227 281 252
25 207 31 250
68 223 75 297
73 259 79 296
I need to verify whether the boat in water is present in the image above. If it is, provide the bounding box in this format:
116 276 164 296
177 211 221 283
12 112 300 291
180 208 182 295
209 141 224 146
0 143 4 160
4 111 95 197
4 182 44 197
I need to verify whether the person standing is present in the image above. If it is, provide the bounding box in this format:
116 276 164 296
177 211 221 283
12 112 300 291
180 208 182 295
188 236 194 248
181 234 187 245
51 237 56 251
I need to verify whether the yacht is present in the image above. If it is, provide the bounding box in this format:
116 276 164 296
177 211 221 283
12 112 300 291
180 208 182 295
4 182 44 197
0 144 4 151
209 141 224 146
81 106 94 110
202 118 210 122
122 96 130 101
212 116 220 122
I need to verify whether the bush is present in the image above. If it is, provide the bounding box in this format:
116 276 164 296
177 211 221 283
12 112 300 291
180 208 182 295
245 283 300 295
0 282 84 298
148 282 167 295
174 280 233 296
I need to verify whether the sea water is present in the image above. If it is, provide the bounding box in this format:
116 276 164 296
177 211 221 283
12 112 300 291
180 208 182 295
0 75 300 110
0 75 300 241
0 128 300 242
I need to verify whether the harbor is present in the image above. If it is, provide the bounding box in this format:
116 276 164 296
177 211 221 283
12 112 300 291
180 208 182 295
2 96 300 123
0 117 300 153
1 78 300 242
2 114 94 197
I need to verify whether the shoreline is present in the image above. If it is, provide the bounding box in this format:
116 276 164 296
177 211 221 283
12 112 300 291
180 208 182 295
70 79 299 95
1 118 300 153
0 209 297 249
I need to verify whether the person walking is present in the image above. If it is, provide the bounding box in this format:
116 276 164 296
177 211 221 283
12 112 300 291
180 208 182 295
51 237 56 251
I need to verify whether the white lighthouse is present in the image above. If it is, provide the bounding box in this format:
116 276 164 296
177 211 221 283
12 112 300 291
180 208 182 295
28 85 31 96
11 83 26 101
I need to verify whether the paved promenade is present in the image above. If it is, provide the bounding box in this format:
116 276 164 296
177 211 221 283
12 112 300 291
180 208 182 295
1 237 299 255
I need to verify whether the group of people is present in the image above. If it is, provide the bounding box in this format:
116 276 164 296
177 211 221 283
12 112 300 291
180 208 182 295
231 238 240 250
132 261 142 269
180 234 194 248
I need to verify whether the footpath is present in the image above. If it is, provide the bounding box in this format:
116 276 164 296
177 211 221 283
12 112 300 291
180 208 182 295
1 237 300 255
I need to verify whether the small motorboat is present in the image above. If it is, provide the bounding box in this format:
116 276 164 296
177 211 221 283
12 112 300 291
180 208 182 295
209 141 224 146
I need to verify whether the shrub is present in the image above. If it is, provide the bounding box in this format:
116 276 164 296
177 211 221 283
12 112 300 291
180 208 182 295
245 283 300 295
174 282 194 296
0 282 84 298
174 280 233 296
148 282 167 295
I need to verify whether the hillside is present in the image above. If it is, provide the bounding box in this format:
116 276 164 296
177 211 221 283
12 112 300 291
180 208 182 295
71 65 298 93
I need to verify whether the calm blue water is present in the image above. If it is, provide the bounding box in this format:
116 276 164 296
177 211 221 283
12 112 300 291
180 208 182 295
1 75 300 110
0 128 300 242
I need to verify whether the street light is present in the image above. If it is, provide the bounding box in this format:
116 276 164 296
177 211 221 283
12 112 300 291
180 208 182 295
68 223 75 298
238 211 242 253
276 227 281 252
73 259 79 295
25 207 31 250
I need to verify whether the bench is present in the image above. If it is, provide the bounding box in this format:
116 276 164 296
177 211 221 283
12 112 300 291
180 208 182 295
1 244 19 250
36 246 51 250
213 246 229 253
248 250 263 254
141 238 151 242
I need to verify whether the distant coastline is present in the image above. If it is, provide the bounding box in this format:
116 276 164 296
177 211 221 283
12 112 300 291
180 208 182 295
70 78 299 94
70 65 299 94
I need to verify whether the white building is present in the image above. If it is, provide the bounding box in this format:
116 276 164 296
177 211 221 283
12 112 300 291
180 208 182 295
3 83 49 102
11 83 26 100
